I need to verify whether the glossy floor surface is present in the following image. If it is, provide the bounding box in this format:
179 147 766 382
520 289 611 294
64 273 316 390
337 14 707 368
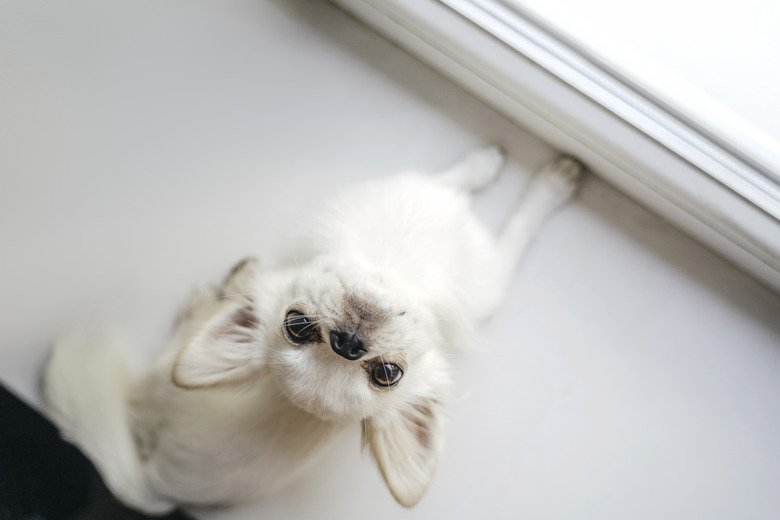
1 1 780 519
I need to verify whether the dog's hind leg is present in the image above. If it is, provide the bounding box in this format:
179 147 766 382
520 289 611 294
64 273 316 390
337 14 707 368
436 146 506 193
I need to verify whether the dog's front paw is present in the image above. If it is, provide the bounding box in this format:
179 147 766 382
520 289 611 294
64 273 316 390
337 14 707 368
471 145 506 171
464 145 506 186
530 155 585 210
442 146 507 192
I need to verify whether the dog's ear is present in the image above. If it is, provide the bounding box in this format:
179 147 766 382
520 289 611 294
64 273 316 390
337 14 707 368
171 298 262 389
362 397 445 507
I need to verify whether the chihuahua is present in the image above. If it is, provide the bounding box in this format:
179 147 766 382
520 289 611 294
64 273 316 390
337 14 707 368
44 147 583 513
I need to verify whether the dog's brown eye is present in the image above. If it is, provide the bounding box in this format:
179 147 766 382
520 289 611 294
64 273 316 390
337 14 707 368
370 363 403 388
284 310 319 343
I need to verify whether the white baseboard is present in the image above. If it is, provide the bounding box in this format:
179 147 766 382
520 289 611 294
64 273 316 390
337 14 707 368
331 0 780 293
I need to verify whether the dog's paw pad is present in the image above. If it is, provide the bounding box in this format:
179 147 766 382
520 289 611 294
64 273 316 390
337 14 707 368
538 155 585 197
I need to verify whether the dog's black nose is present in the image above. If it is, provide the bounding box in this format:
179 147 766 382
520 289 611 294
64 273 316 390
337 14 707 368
330 330 367 360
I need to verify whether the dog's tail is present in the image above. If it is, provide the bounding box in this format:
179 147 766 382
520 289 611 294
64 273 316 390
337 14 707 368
43 332 174 515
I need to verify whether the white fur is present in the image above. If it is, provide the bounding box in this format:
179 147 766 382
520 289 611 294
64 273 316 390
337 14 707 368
43 148 583 513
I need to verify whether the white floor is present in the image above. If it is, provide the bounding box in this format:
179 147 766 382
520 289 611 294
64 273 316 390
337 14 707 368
2 1 780 519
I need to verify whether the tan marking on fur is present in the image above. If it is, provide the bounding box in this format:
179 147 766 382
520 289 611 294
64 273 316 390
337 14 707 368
232 306 259 329
227 257 252 279
340 293 390 332
406 403 434 450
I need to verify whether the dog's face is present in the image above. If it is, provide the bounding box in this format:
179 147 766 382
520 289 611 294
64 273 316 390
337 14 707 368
268 256 448 422
171 256 450 507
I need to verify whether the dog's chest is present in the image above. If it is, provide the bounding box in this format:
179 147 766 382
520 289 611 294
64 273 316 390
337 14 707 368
135 377 342 504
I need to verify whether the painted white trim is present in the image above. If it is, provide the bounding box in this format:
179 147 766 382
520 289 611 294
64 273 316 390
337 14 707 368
331 0 780 293
501 0 780 180
450 0 780 214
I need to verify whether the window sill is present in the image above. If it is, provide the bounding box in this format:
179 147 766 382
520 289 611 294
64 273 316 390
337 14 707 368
331 0 780 293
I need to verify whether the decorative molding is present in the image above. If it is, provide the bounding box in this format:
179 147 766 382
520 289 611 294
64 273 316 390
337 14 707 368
331 0 780 293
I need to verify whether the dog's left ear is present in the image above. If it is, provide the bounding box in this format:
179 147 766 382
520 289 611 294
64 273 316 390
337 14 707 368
362 397 445 507
171 298 262 389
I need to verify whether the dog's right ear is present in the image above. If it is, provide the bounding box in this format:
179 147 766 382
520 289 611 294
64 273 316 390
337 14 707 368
362 395 445 508
172 298 262 389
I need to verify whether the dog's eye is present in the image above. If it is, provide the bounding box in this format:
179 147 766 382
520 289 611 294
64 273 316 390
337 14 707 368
370 363 403 388
284 310 319 343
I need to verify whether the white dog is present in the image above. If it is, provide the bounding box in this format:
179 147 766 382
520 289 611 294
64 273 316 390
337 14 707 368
44 148 583 513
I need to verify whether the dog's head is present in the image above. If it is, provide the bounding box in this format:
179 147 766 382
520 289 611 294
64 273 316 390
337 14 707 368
171 256 450 507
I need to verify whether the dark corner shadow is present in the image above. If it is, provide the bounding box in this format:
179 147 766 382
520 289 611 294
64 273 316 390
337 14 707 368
0 384 195 520
263 0 549 163
577 175 780 341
